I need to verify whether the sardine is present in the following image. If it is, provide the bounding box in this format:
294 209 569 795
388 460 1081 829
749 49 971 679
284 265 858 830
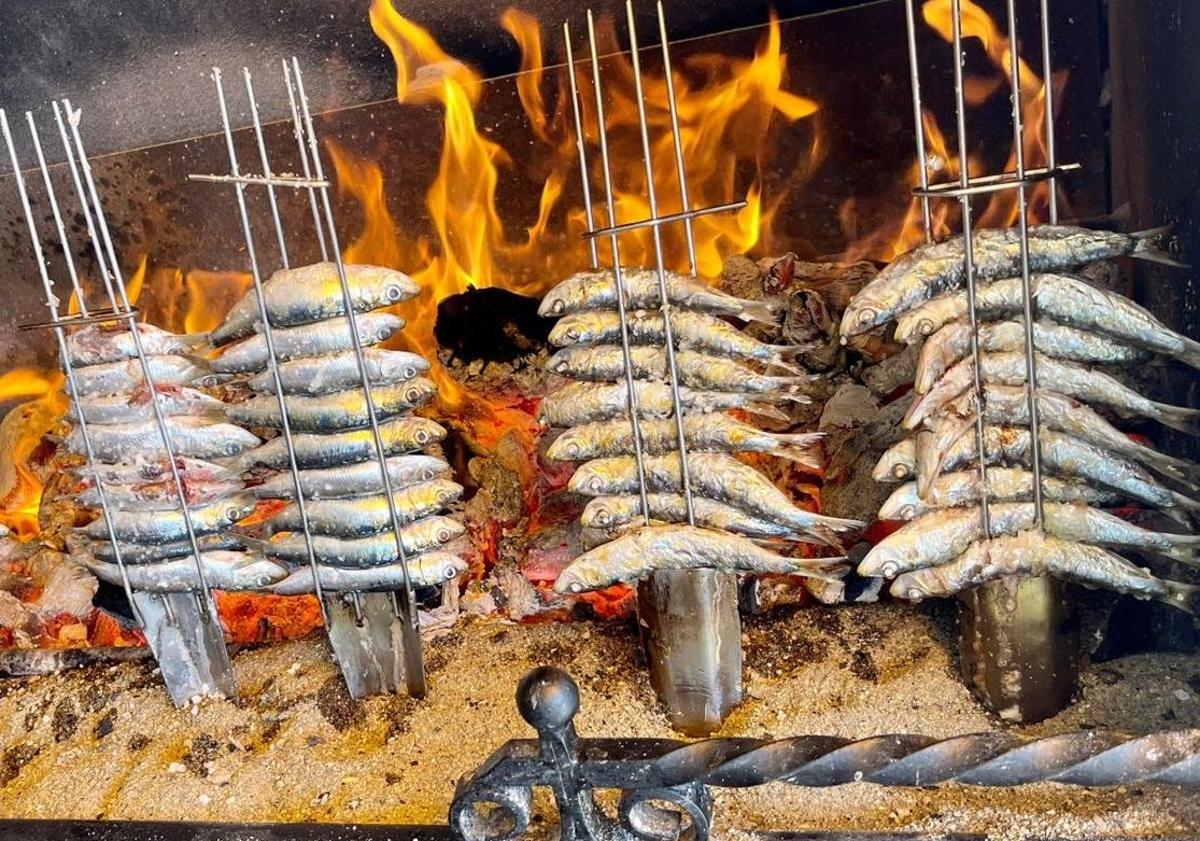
904 352 1200 435
69 384 226 425
67 417 261 463
548 310 807 368
67 355 216 397
268 480 464 536
77 478 245 510
546 414 822 468
239 415 446 470
878 468 1120 521
581 494 825 543
252 454 451 499
81 492 256 544
67 324 207 367
228 379 435 432
211 262 419 345
247 348 429 395
859 502 1200 579
889 532 1200 613
546 345 813 394
211 313 404 374
538 268 780 323
553 524 843 593
914 422 1200 517
567 453 862 545
917 385 1200 485
255 515 464 567
81 550 288 593
537 381 799 428
895 275 1200 369
271 552 467 595
841 225 1171 336
75 457 238 486
80 534 245 565
914 318 1147 393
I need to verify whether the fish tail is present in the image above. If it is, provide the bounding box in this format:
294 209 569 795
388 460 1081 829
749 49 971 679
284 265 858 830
1151 400 1200 436
772 447 823 471
1172 335 1200 372
1163 545 1200 565
180 331 213 350
747 403 791 423
765 358 806 376
738 298 784 326
1160 580 1200 615
1131 225 1189 268
812 513 865 534
771 432 824 471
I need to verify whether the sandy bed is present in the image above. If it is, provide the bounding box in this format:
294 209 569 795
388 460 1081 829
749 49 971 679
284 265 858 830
0 601 1196 838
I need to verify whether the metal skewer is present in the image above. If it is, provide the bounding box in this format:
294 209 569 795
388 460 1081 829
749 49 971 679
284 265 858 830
1039 0 1058 224
625 0 695 524
903 0 933 242
209 67 331 630
579 12 652 525
564 28 600 272
290 57 427 697
282 60 330 262
0 110 145 629
656 0 697 272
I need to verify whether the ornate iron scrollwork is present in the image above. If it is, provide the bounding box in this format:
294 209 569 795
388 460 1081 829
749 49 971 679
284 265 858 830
450 666 1200 841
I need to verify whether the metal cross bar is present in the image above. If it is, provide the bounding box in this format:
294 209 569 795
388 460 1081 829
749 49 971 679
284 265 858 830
913 162 1081 198
579 200 747 241
207 67 331 630
188 173 331 189
289 57 427 697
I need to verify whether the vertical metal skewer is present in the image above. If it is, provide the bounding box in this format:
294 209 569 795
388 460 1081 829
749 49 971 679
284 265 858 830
61 99 226 630
212 67 331 630
1 110 146 629
564 28 600 272
655 0 697 273
948 0 991 537
290 57 427 697
583 12 653 526
625 0 695 524
282 60 330 262
1038 0 1058 224
1005 0 1044 528
903 0 934 242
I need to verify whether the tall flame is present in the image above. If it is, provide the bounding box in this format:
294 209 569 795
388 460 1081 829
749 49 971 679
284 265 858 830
0 374 67 539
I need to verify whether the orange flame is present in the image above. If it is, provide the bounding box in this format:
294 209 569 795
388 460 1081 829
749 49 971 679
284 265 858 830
0 373 67 539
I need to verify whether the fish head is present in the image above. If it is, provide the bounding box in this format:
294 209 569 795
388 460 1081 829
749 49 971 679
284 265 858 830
224 494 259 525
552 562 606 594
545 429 584 462
379 352 428 381
567 463 608 495
873 441 915 482
889 571 937 602
877 483 923 521
545 349 574 375
433 518 466 545
435 481 465 506
580 497 623 528
548 313 603 347
365 313 405 343
839 295 893 339
856 542 904 580
538 288 573 318
403 378 437 406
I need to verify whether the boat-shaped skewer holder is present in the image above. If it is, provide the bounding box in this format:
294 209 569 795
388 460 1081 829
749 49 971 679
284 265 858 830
902 0 1082 720
187 60 429 700
3 103 237 706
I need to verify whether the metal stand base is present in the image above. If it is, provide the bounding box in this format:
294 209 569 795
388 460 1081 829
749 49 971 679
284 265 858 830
323 592 408 699
958 575 1078 723
637 570 742 735
133 592 235 707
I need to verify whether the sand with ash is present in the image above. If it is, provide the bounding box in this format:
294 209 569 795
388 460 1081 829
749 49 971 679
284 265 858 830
0 602 1194 837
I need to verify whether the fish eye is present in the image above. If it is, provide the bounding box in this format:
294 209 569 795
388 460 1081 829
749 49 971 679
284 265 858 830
858 308 877 324
416 430 430 444
444 567 456 580
551 359 568 372
376 327 391 341
881 562 898 578
551 300 565 314
385 284 405 302
569 581 582 593
588 477 603 492
404 366 417 378
405 387 421 403
899 505 915 519
891 464 910 479
565 442 580 456
594 510 611 526
437 528 451 542
421 468 435 480
226 506 241 521
565 329 579 341
906 587 925 602
918 318 935 336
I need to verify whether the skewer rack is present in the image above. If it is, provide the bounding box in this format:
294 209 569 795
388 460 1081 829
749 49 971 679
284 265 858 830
3 102 237 706
902 0 1082 719
561 1 750 733
187 60 428 700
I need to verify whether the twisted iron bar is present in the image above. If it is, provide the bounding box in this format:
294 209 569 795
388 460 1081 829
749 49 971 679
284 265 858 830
451 668 1200 841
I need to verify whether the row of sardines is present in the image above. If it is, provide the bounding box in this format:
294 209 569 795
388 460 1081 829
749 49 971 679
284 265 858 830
537 268 859 594
64 262 467 605
841 224 1200 613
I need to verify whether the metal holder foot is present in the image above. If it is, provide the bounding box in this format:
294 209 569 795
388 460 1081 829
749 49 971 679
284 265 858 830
134 593 235 707
324 593 409 699
638 571 742 735
958 575 1078 723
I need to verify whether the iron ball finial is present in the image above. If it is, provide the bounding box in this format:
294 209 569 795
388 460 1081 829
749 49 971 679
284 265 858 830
517 666 579 731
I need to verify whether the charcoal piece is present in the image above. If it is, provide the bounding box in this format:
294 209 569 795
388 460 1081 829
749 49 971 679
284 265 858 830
435 286 552 363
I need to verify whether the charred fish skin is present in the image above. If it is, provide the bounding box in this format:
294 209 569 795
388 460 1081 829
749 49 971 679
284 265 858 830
546 345 812 393
914 318 1148 394
240 415 446 470
271 552 467 595
537 268 780 323
840 225 1169 337
269 480 464 537
81 492 257 545
546 414 823 467
211 263 419 345
252 454 451 499
553 523 842 593
259 515 465 568
246 348 429 395
211 312 405 374
896 274 1200 369
228 379 436 432
67 417 261 463
81 550 289 593
548 309 805 366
